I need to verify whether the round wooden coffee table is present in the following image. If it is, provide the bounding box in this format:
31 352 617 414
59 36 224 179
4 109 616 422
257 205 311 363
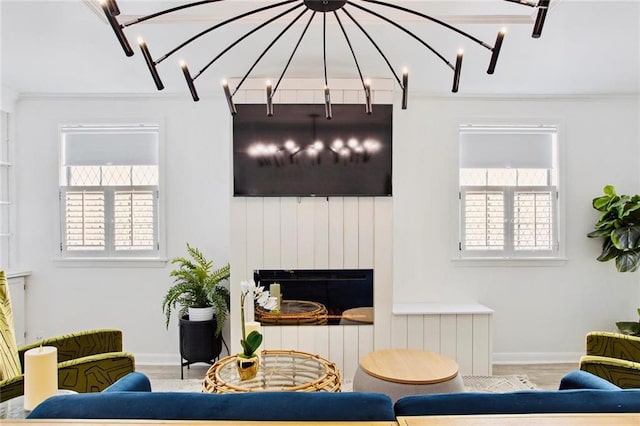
353 349 464 401
203 349 341 393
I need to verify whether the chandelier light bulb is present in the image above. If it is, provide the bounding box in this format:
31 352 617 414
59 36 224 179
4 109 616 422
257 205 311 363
284 140 296 151
313 141 324 151
347 138 358 149
332 139 344 150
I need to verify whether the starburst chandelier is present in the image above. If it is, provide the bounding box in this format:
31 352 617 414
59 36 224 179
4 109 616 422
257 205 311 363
101 0 550 117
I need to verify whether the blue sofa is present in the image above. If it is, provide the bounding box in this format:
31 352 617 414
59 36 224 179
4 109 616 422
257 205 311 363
394 370 640 416
28 370 640 421
28 372 396 421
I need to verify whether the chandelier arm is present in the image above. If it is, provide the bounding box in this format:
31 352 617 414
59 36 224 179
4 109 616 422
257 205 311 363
232 9 309 97
340 8 403 88
155 0 299 65
502 0 537 8
272 12 317 96
193 3 305 80
355 0 492 51
323 13 328 86
333 12 367 91
121 0 227 28
347 2 455 71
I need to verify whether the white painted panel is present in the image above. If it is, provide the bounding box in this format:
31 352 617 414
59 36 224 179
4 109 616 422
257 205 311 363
391 315 408 348
423 315 441 353
456 315 474 375
358 326 374 361
407 316 424 350
329 326 344 376
280 198 298 267
230 199 248 354
343 198 359 268
343 326 359 382
263 198 281 268
313 198 329 268
296 90 314 103
245 90 263 103
343 90 359 103
373 198 393 350
358 198 374 268
262 326 281 350
297 326 316 354
473 314 492 375
328 198 344 268
313 90 325 104
280 90 297 103
373 90 393 104
8 277 25 346
281 326 299 350
440 315 457 359
245 198 264 279
297 198 315 268
331 90 344 104
312 326 330 359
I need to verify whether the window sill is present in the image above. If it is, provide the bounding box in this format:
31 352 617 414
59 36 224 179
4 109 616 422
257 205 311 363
451 256 568 267
53 257 168 268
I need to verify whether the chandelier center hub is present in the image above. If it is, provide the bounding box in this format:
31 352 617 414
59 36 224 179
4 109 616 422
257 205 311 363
303 0 347 13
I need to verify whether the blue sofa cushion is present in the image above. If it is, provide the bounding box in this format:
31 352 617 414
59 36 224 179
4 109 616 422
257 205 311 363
558 369 621 390
394 389 640 416
28 391 395 421
102 372 152 393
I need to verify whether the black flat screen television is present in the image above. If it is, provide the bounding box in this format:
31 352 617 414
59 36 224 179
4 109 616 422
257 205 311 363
233 103 392 196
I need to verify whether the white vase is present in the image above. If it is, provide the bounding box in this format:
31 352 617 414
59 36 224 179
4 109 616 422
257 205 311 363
188 306 214 321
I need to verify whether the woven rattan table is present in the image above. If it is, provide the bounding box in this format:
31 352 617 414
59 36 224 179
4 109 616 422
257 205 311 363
256 300 329 325
203 349 341 393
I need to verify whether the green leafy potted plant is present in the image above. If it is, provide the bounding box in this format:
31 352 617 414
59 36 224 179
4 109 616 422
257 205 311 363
617 308 640 336
587 185 640 272
162 243 230 335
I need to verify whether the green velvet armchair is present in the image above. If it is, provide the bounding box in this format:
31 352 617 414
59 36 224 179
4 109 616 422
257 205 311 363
0 270 135 403
579 331 640 388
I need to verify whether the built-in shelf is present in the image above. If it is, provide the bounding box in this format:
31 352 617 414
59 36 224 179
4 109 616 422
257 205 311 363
393 302 494 315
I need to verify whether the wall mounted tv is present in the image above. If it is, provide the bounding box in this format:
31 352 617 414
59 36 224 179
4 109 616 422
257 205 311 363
233 103 392 197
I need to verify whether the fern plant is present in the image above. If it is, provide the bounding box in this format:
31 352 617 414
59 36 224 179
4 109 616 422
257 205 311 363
162 244 230 336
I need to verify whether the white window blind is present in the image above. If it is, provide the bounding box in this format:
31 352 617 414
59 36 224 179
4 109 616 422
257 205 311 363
459 125 559 258
60 125 160 258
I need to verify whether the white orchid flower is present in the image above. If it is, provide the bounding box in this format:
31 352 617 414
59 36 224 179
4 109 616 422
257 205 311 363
262 296 279 311
240 280 255 294
256 290 271 307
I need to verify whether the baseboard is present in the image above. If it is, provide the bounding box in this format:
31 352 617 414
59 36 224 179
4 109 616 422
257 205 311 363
493 352 582 364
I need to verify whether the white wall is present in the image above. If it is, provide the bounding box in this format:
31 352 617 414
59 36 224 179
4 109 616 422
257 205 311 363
12 93 640 365
13 95 231 363
393 95 640 363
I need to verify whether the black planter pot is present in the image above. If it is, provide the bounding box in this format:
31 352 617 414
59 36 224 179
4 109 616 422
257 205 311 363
178 315 223 379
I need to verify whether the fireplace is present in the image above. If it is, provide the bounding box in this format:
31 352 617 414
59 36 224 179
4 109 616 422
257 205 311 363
253 269 374 325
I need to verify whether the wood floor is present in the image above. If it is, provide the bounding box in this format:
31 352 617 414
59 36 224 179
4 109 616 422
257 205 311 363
137 363 579 391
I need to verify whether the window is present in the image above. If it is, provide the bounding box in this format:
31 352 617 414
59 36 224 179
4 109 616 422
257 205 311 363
59 124 160 258
459 125 559 258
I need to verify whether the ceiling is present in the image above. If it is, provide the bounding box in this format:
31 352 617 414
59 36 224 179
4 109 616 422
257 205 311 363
1 1 639 99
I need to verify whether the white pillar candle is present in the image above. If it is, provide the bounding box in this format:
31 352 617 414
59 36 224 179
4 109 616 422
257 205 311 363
270 283 281 310
245 321 261 337
24 346 58 411
244 321 262 355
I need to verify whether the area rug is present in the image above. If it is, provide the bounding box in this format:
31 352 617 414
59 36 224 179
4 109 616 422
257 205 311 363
150 374 537 393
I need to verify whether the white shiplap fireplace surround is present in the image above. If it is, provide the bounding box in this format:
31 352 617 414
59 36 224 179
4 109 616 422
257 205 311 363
229 79 492 382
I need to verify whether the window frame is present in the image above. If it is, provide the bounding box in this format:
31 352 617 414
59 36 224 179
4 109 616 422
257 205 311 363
456 122 564 261
57 122 166 263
